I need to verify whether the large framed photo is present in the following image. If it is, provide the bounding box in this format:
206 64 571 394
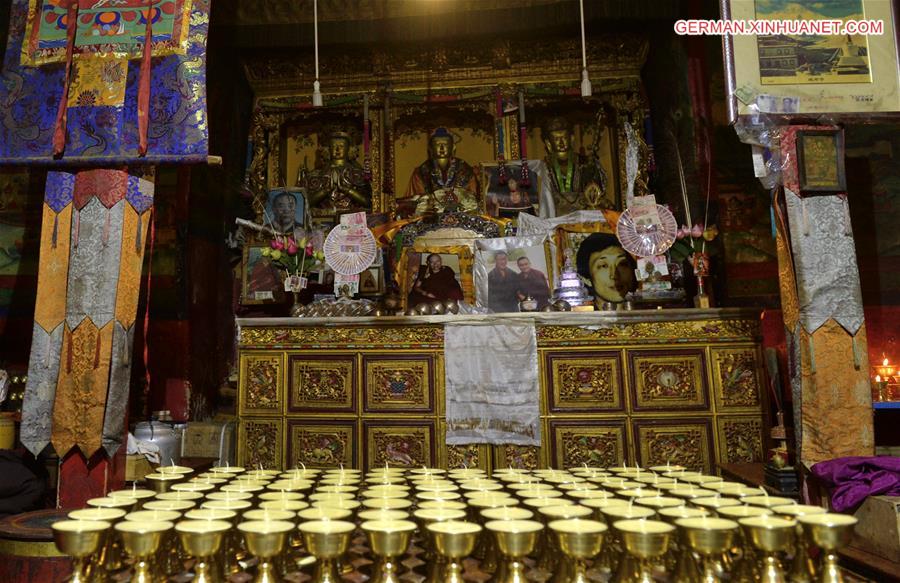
265 187 307 236
481 161 543 222
474 235 554 312
399 245 475 311
242 244 286 305
796 129 847 193
721 0 900 121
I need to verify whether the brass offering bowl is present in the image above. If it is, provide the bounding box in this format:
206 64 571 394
238 520 294 583
615 519 675 583
550 518 608 583
677 516 740 583
485 519 544 583
536 504 593 574
650 464 687 473
743 495 797 509
481 507 534 521
116 520 174 583
633 495 685 510
429 520 483 583
419 499 467 511
361 497 413 510
207 491 254 502
145 472 183 493
358 509 411 522
692 496 742 514
172 482 216 495
798 513 859 583
87 496 137 511
298 507 353 522
209 465 246 474
156 490 205 503
244 509 296 523
109 488 157 509
259 491 305 502
176 519 231 583
143 499 196 513
201 499 253 513
298 520 356 583
67 507 126 572
773 504 827 583
361 519 417 583
260 499 310 512
52 519 111 583
738 515 795 583
185 508 237 522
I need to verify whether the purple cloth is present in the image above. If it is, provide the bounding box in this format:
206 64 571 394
811 456 900 512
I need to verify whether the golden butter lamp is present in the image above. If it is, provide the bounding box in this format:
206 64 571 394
636 475 676 486
176 519 231 583
596 505 656 575
717 505 773 582
773 504 827 583
144 499 196 513
634 495 685 510
280 468 320 480
798 513 858 583
417 491 462 502
481 507 534 521
192 476 228 486
619 487 663 499
312 498 361 512
738 515 795 583
172 482 216 494
259 491 305 502
145 472 183 493
415 482 459 492
615 519 675 583
260 499 309 512
363 485 410 497
650 464 687 473
317 484 358 495
267 479 314 493
67 508 126 573
692 496 742 514
485 519 543 583
358 509 410 522
185 508 237 522
550 518 608 583
419 500 467 511
207 491 253 502
429 520 482 583
116 520 174 583
208 465 245 474
238 520 294 583
298 506 353 522
201 499 253 513
743 494 797 509
109 487 156 509
361 497 413 510
536 505 592 576
244 509 295 523
361 519 417 583
447 468 487 480
558 481 600 492
52 519 110 583
413 507 468 574
155 490 204 503
298 520 356 583
156 464 194 476
125 510 183 577
310 492 355 502
567 489 615 501
677 516 739 583
87 496 137 511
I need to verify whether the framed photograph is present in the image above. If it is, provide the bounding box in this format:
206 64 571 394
474 235 554 312
399 245 475 310
358 265 385 296
795 129 847 193
241 244 286 305
552 220 617 277
265 187 306 235
721 0 900 122
481 161 543 221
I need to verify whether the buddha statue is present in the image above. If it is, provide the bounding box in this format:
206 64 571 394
540 116 610 216
403 127 480 216
301 129 372 215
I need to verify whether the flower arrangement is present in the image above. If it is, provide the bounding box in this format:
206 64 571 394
261 235 326 290
667 222 719 268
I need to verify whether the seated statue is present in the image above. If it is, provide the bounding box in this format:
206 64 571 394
301 129 372 215
540 116 610 216
403 127 480 216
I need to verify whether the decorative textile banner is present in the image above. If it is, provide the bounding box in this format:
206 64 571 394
21 168 153 457
444 322 540 446
0 0 210 165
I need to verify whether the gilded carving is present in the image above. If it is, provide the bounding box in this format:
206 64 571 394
555 427 625 469
447 445 481 470
718 417 764 464
290 357 355 411
241 326 444 348
240 419 282 470
631 353 708 410
548 353 621 411
365 358 431 411
538 319 758 345
368 426 432 469
241 355 281 413
289 424 354 468
637 424 710 473
713 349 762 409
497 445 540 470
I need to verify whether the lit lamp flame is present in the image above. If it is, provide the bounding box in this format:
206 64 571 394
875 356 896 380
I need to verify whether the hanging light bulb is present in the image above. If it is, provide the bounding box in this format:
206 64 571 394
579 0 592 97
312 0 323 107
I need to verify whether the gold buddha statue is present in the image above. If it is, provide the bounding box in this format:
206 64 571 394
540 116 610 216
403 127 480 216
301 129 372 215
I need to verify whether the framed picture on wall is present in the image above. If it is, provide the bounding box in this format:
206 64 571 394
796 129 847 194
721 0 900 122
399 245 475 311
473 235 554 312
241 244 286 305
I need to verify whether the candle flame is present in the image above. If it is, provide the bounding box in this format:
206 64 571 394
885 357 890 366
877 375 883 382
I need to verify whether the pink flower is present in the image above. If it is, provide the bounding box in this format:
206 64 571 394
287 242 298 255
677 225 689 239
691 223 704 238
271 239 284 250
305 246 313 257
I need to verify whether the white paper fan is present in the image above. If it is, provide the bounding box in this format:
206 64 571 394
615 204 678 258
323 224 377 276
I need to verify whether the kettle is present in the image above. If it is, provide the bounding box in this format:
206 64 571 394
133 421 182 465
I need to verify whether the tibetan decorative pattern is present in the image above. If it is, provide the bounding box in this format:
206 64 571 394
629 350 708 411
288 355 356 412
495 445 541 470
447 444 484 470
239 354 282 415
287 420 356 468
239 418 282 470
635 420 712 473
712 348 762 410
363 355 433 412
538 318 758 345
546 351 622 412
717 416 765 464
365 423 434 470
551 422 626 469
241 325 444 348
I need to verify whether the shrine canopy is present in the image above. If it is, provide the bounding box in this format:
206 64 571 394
0 0 210 166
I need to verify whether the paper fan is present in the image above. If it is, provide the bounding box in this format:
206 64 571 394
615 204 678 258
323 224 377 276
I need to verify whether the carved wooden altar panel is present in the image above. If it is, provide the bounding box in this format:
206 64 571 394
548 420 628 469
362 354 434 413
238 353 284 417
711 347 763 412
716 415 766 464
286 419 358 469
544 350 624 413
287 354 358 413
364 420 436 470
493 444 544 470
238 418 284 470
633 418 714 474
627 349 710 412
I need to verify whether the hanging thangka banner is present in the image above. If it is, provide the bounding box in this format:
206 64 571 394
444 321 541 447
20 167 154 458
0 0 209 165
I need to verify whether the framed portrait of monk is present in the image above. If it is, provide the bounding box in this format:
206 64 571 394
399 245 475 311
241 244 286 305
